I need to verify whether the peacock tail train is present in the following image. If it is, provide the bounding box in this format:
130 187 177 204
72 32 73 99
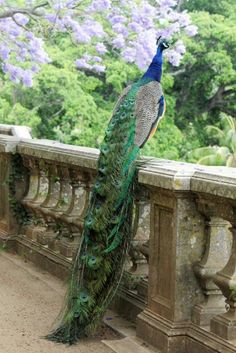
46 38 169 345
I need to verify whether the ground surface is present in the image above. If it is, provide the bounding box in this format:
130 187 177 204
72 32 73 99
0 251 115 353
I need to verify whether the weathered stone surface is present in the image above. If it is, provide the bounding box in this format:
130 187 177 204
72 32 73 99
17 139 99 170
0 123 32 138
138 159 236 199
193 216 232 326
1 131 236 353
0 136 19 153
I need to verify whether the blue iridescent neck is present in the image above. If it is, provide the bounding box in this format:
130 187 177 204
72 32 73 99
142 46 164 82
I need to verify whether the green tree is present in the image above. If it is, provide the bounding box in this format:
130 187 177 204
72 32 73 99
171 1 236 156
0 34 184 160
190 114 236 167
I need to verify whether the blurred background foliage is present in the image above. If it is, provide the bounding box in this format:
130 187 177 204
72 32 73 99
0 0 235 165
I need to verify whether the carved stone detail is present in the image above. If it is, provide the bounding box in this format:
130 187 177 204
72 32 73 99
211 223 236 340
193 216 232 326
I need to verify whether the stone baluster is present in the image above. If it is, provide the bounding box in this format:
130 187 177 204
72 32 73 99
211 215 236 340
58 167 83 256
77 171 94 220
21 157 40 205
71 172 95 259
20 157 43 239
0 154 9 222
37 162 60 246
129 188 150 274
25 159 49 239
193 211 232 326
63 168 87 223
121 189 150 298
27 159 48 216
51 165 72 215
40 163 60 209
59 169 93 258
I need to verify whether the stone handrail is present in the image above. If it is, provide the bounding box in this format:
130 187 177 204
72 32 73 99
0 124 32 138
1 131 236 353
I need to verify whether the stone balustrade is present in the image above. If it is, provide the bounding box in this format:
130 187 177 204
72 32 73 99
1 127 236 353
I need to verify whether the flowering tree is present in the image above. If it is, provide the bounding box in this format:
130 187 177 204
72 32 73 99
0 0 197 86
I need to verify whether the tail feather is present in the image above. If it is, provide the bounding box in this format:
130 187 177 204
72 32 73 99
46 81 142 345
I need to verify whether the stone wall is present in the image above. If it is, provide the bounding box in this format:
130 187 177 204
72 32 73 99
1 127 236 353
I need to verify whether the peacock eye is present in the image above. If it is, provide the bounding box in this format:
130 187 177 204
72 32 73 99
85 216 93 227
95 204 101 211
90 256 97 263
79 292 89 303
99 166 106 174
101 145 109 154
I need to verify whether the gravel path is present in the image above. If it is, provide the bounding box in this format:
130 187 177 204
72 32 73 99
0 251 114 353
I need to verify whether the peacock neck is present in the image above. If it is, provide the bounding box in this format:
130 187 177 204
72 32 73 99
142 46 164 82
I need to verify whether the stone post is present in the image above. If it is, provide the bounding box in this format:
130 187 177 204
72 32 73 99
137 187 205 353
211 220 236 340
0 137 21 238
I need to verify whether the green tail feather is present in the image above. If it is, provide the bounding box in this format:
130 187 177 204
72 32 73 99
46 80 147 345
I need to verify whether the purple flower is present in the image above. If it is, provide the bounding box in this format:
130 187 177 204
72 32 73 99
128 22 142 33
93 56 103 62
83 53 92 61
96 43 107 55
0 0 198 85
9 26 21 37
0 47 10 60
89 0 111 11
113 23 129 37
165 50 182 66
92 64 106 73
175 40 186 54
45 14 58 23
112 35 125 49
31 65 39 73
160 0 177 7
25 31 34 40
74 28 91 43
122 47 136 63
13 14 29 26
22 71 33 87
75 58 92 70
109 15 126 25
177 11 191 27
83 19 105 37
185 25 198 36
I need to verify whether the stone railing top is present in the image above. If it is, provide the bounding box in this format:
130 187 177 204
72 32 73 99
17 139 99 170
0 124 32 139
0 135 236 199
0 135 21 153
139 158 236 199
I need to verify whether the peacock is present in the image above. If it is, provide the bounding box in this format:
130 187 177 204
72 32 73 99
46 37 169 344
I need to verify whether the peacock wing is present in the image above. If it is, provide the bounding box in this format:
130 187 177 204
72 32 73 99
134 80 163 148
112 85 132 114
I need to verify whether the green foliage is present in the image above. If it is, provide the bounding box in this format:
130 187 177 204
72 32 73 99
190 115 236 166
172 3 236 156
8 154 30 225
1 0 236 166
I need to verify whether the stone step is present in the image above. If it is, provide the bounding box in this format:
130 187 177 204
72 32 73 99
104 309 136 337
102 337 158 353
102 310 158 353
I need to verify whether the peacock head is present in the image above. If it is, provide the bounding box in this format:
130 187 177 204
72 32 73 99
156 37 169 51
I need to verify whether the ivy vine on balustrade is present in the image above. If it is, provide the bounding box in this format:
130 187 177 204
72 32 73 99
8 153 30 225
